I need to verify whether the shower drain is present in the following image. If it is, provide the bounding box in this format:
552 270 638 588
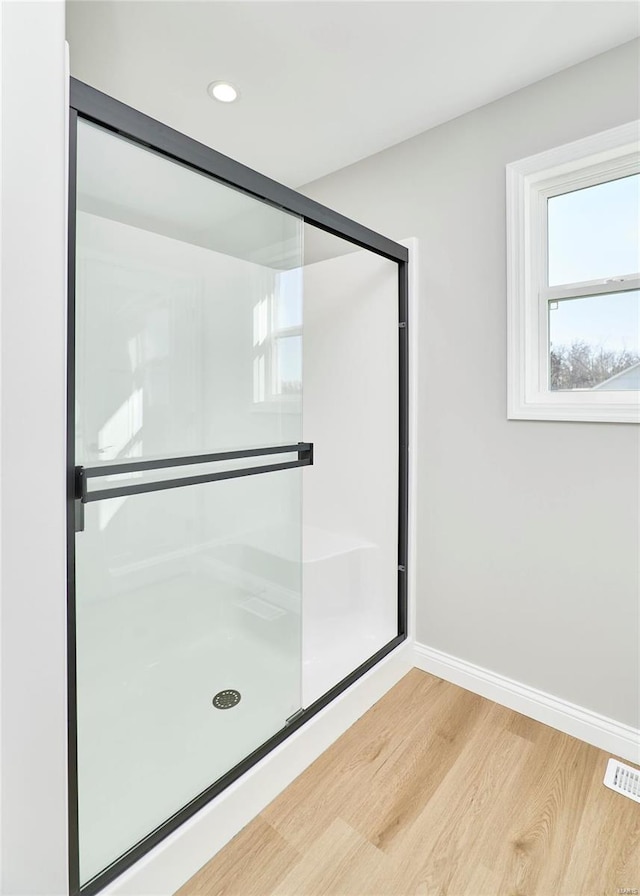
212 689 241 710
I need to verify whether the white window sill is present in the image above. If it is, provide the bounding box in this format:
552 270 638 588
508 389 640 424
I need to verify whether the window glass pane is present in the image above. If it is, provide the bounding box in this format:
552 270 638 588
548 174 640 286
275 268 303 329
549 289 640 390
274 334 302 395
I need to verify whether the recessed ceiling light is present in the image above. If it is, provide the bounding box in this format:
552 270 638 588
207 81 240 104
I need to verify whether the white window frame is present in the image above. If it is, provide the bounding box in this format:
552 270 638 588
507 120 640 423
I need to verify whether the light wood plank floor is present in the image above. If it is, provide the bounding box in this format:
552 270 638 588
176 669 640 896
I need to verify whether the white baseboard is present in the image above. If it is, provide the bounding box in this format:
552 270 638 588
103 640 413 896
414 642 639 764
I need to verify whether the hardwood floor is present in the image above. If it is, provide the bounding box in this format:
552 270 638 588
176 669 640 896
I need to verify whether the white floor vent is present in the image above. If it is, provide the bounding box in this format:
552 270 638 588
603 757 640 803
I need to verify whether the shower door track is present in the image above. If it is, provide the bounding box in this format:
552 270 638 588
67 78 409 896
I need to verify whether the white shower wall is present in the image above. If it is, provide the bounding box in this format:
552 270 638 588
77 212 399 709
76 210 301 590
302 248 399 704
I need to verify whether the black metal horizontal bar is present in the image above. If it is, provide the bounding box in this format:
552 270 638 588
82 456 311 503
70 79 408 265
83 443 313 478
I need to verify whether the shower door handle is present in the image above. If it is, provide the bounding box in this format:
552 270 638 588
73 442 313 531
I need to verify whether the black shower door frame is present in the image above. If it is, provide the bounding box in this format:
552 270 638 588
67 77 409 896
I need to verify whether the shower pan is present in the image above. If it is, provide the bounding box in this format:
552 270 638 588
67 79 408 895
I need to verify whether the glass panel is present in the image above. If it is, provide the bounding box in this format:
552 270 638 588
549 290 640 390
301 226 399 706
76 473 302 882
75 119 303 466
548 174 640 286
75 120 303 884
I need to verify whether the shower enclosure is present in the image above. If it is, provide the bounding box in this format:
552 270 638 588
68 79 408 895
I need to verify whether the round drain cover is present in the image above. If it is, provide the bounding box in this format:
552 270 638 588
212 689 241 710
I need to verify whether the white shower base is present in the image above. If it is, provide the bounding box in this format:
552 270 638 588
208 523 396 706
76 573 299 885
77 524 395 884
301 525 394 705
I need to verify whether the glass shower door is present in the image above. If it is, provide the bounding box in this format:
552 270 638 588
73 119 307 885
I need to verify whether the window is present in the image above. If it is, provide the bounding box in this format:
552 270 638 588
253 267 303 408
507 121 640 422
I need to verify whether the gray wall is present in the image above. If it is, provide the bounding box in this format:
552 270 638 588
302 39 640 728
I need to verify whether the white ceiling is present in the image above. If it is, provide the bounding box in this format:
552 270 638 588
66 1 640 187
